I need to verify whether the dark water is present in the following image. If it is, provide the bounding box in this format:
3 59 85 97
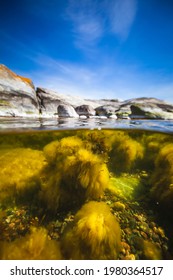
0 118 173 260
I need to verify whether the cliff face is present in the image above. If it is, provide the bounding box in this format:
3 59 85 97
1 64 173 120
36 87 102 117
0 65 39 117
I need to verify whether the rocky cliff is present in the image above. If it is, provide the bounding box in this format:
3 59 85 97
1 64 173 120
0 65 39 117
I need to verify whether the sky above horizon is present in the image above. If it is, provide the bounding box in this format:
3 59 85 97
0 0 173 102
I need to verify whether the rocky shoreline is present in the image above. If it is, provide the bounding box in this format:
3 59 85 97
1 64 173 120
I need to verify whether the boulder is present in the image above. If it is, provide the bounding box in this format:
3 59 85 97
116 97 173 120
1 65 173 121
36 87 61 116
36 87 102 111
0 64 39 117
95 105 118 117
130 102 173 120
58 104 79 118
75 104 96 117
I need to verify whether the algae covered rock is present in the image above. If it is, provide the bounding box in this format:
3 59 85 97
140 132 172 170
150 143 173 213
77 130 144 172
61 201 121 260
43 135 84 163
59 148 109 200
0 148 46 205
76 130 116 161
41 131 144 212
41 136 85 212
142 240 162 260
112 201 126 211
107 175 147 201
0 227 62 260
41 139 109 212
109 131 144 173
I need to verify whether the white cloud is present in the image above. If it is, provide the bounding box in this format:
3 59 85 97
66 0 104 48
18 52 170 103
65 0 137 51
108 0 137 39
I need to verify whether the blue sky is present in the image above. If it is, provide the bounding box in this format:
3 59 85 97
0 0 173 102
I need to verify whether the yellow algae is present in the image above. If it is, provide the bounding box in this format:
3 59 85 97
111 201 126 211
109 132 144 173
0 128 172 260
59 149 109 203
43 135 84 163
140 132 173 169
40 147 109 212
39 167 61 213
77 130 116 159
142 240 162 260
61 201 121 260
150 143 173 211
0 148 46 204
0 227 62 260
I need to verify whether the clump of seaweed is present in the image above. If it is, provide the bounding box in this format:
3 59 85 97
0 148 46 205
40 144 109 212
108 131 144 173
39 137 84 212
61 201 121 260
150 143 173 214
142 240 162 260
43 136 84 163
77 130 115 160
59 148 109 199
77 130 144 173
0 226 62 260
139 132 173 170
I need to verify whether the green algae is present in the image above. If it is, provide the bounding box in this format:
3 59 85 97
107 174 147 201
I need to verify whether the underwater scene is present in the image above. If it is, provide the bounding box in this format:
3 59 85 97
0 128 173 260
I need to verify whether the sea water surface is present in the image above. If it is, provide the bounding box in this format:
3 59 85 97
0 117 173 132
0 117 173 260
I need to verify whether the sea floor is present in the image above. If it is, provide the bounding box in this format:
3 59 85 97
0 128 173 259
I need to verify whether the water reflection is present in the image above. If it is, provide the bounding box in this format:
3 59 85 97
0 117 173 133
